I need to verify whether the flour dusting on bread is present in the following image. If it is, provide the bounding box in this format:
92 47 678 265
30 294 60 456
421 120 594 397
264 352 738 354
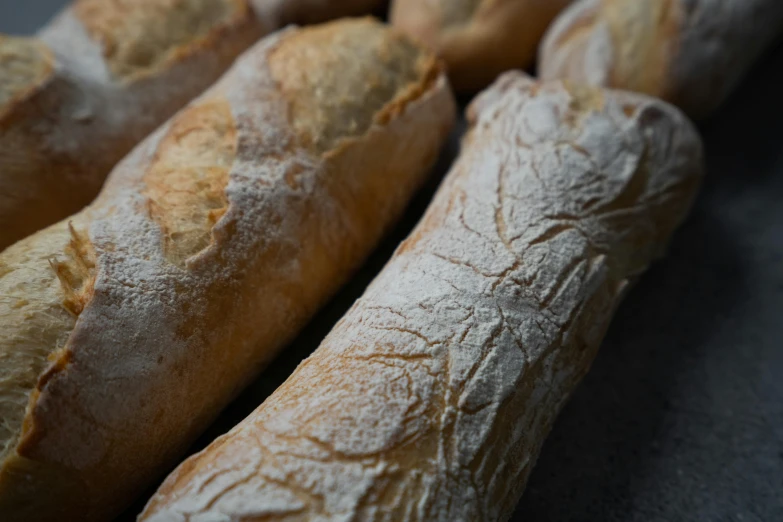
74 0 250 81
0 19 455 522
139 73 702 522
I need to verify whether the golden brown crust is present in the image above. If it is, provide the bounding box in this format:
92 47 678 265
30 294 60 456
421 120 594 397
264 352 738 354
0 36 54 120
74 0 250 81
49 224 97 317
540 0 682 101
144 98 236 265
539 0 783 118
390 0 572 92
269 19 435 154
0 218 90 467
0 19 455 522
602 0 681 98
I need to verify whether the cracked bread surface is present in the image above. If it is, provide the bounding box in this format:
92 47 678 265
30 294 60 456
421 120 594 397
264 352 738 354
0 19 455 522
139 73 703 521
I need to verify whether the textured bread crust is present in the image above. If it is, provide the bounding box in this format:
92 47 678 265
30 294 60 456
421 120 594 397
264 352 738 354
143 99 237 266
0 0 395 252
74 0 251 81
390 0 572 92
0 18 454 522
269 22 436 154
139 72 703 522
539 0 783 119
0 0 265 252
0 219 89 465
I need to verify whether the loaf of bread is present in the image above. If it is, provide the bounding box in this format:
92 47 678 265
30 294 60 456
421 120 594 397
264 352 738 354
539 0 783 119
390 0 572 92
0 0 388 252
140 72 703 522
0 18 454 522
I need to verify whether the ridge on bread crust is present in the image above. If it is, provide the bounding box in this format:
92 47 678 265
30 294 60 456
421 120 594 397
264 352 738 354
139 72 702 522
0 19 454 522
0 216 93 465
50 223 97 317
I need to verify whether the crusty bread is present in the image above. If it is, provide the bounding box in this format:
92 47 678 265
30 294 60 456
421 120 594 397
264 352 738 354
0 18 455 522
539 0 783 119
0 0 265 252
139 72 703 522
390 0 572 92
0 0 389 252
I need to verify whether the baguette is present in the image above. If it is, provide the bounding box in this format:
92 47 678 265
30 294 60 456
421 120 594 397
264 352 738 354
0 0 388 252
390 0 572 92
538 0 783 119
0 18 455 522
140 72 703 522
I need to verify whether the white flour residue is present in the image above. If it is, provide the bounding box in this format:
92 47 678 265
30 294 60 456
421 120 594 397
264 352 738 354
142 72 703 522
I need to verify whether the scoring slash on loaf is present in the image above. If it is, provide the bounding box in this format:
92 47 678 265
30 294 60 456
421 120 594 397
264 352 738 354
0 18 455 522
538 0 783 119
390 0 573 92
139 73 703 521
0 0 389 252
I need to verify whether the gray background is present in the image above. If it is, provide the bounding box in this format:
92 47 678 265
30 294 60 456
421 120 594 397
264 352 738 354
3 2 782 521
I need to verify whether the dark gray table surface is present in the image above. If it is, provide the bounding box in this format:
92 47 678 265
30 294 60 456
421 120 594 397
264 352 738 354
3 3 782 521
